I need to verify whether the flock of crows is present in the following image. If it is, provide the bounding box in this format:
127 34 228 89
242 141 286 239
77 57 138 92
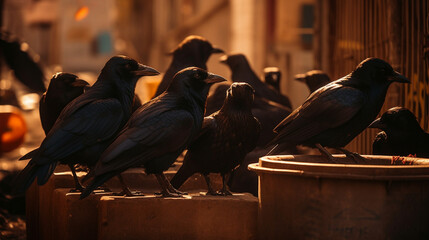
13 35 429 198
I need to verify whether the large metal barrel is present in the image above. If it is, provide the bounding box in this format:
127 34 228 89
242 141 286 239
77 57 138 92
249 155 429 240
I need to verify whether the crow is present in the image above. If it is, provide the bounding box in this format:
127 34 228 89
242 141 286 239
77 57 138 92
295 70 331 94
205 82 293 196
219 53 292 109
264 67 281 92
268 58 410 162
80 67 226 198
153 35 224 97
170 82 260 195
368 107 429 157
39 72 89 135
14 56 159 193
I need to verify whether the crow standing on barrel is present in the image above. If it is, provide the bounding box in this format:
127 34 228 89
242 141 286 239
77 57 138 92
80 67 226 198
295 70 331 94
153 35 224 97
15 56 159 193
268 58 410 162
39 72 89 135
170 82 260 195
368 107 429 157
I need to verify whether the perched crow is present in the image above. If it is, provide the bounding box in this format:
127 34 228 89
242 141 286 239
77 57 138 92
205 82 293 196
368 107 429 157
170 82 260 195
219 53 292 109
15 56 159 192
206 82 290 147
295 70 331 94
264 67 281 92
80 67 226 198
153 35 224 97
268 58 410 162
39 72 89 135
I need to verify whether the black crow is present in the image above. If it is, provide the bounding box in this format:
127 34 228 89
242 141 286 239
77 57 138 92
170 82 260 195
153 35 224 97
15 56 159 192
206 82 290 147
264 67 281 92
39 72 89 135
80 67 226 198
368 107 429 157
295 70 331 94
205 83 293 196
268 58 410 162
220 53 292 109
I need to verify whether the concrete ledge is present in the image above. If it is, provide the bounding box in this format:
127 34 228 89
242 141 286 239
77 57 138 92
98 193 258 240
26 171 87 240
26 168 223 240
52 188 110 240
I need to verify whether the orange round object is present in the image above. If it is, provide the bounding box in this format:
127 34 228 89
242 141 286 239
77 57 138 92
0 105 27 153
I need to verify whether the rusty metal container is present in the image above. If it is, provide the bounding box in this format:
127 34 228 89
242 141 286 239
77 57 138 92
249 155 429 240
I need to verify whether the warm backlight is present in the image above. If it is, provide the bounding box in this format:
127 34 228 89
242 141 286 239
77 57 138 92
0 111 27 152
74 6 89 21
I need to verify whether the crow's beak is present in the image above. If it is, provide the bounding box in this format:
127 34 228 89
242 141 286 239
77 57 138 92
389 71 410 83
294 73 306 82
211 47 224 54
133 64 160 77
205 72 227 84
71 79 89 87
368 118 386 129
219 55 228 64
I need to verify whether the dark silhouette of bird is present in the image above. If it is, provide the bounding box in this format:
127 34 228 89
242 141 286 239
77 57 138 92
170 82 260 195
264 67 281 92
206 82 291 147
14 56 159 193
295 70 331 94
153 35 224 97
268 58 410 162
219 53 292 109
39 72 89 135
80 67 226 198
368 107 429 157
205 82 293 196
0 31 46 93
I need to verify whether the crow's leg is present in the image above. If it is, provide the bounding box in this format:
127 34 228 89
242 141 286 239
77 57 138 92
68 164 84 192
336 148 367 163
114 174 143 197
217 172 233 196
203 174 219 196
315 144 338 163
155 173 185 197
161 172 187 195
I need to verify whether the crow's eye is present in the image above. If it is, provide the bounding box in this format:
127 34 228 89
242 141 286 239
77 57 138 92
193 73 200 79
124 63 132 70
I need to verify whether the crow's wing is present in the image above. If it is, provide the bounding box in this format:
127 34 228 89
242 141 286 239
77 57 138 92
272 83 366 144
35 99 124 164
94 109 195 175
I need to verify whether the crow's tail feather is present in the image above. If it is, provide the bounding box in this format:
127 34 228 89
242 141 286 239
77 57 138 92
13 161 57 194
19 148 40 160
80 172 117 199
